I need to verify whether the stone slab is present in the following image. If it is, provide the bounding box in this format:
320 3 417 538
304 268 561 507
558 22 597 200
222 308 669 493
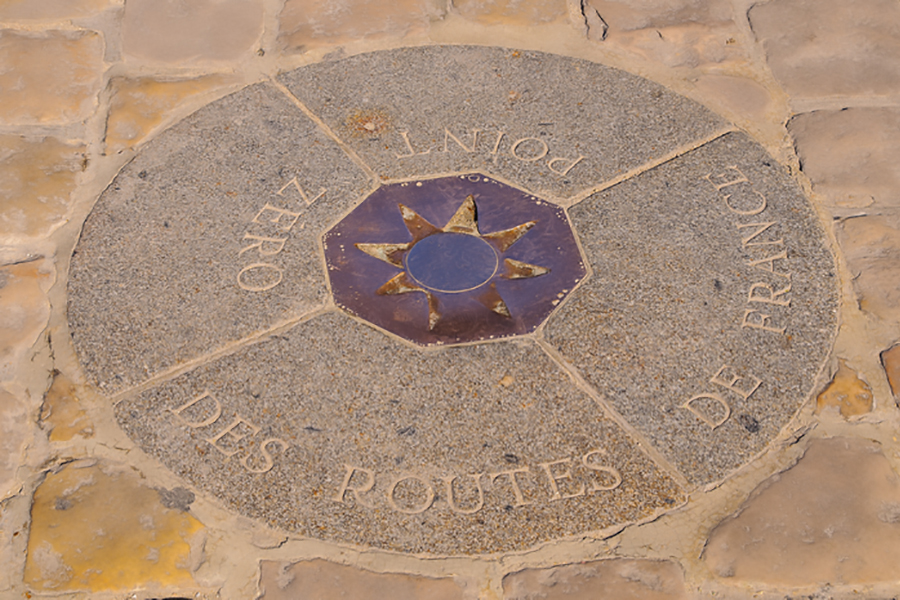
545 132 838 484
277 46 727 200
68 82 372 394
115 311 684 555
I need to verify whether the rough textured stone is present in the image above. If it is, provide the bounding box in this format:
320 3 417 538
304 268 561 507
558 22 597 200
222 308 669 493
693 75 771 121
278 0 445 51
0 30 103 124
278 46 727 200
115 312 683 555
0 259 54 382
105 76 234 154
815 361 873 417
0 135 86 240
0 387 27 497
259 560 466 599
789 108 900 209
883 344 900 401
68 82 371 395
835 215 900 323
704 437 900 585
122 0 263 63
749 0 900 97
545 132 838 485
0 0 114 20
24 460 204 592
503 559 688 600
40 371 93 441
454 0 567 25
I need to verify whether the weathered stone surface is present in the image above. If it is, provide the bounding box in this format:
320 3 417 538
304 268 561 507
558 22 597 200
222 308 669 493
789 108 900 210
0 30 103 124
0 0 114 20
105 76 235 154
68 82 371 395
693 75 771 122
835 215 900 323
704 437 900 585
40 371 93 441
0 387 27 497
122 0 263 63
24 460 204 592
503 559 688 600
0 259 54 382
259 560 466 599
815 361 873 417
278 46 726 200
454 0 567 25
546 133 838 485
749 0 900 97
0 135 86 240
279 0 445 51
116 311 683 554
883 344 900 401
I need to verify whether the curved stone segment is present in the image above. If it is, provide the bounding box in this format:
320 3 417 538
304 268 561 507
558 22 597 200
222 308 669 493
545 133 839 485
114 312 684 555
277 46 727 200
67 83 371 394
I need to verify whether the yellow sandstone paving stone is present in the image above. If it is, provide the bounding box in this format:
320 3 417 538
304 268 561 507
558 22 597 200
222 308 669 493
105 76 235 154
815 360 873 417
0 0 115 21
0 30 103 125
704 437 900 586
882 344 900 402
0 387 28 497
453 0 568 26
122 0 263 63
836 215 900 324
40 371 93 442
0 260 53 381
278 0 445 51
24 460 204 592
0 135 86 240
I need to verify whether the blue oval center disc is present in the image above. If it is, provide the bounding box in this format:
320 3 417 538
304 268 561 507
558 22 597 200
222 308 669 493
406 233 498 293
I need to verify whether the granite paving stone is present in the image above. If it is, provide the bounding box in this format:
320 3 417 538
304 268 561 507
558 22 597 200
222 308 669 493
114 311 684 555
545 132 838 485
277 46 727 200
67 82 372 394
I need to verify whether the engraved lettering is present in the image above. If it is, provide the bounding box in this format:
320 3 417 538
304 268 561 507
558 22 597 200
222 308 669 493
239 234 288 256
252 204 302 232
443 128 480 153
710 364 762 400
705 166 749 191
547 155 585 176
490 467 533 506
168 391 222 428
741 309 786 334
748 282 792 307
276 177 326 206
538 458 586 501
490 131 505 163
204 415 260 458
682 393 731 429
386 475 435 514
747 251 791 279
441 473 485 514
581 450 623 491
333 464 375 506
395 130 431 158
510 137 549 162
237 263 283 292
736 221 783 248
724 188 767 216
240 437 288 474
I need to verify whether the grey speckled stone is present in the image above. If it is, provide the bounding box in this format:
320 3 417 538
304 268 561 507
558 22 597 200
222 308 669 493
545 132 838 485
115 311 683 555
277 46 726 200
68 83 372 394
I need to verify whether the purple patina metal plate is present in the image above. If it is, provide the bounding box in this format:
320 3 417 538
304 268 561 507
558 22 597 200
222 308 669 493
323 174 587 345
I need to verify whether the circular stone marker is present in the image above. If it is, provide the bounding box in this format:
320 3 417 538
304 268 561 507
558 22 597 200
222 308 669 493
67 46 838 555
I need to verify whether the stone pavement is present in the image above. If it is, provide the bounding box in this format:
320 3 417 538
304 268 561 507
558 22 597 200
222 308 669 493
1 1 899 599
